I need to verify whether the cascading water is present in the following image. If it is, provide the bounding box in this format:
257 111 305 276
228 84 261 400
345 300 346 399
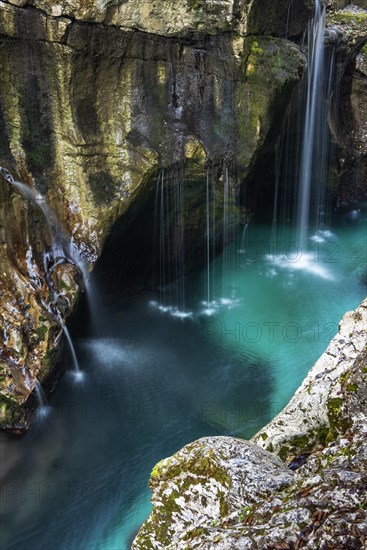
0 168 102 311
222 166 229 295
0 167 92 377
268 0 336 257
34 379 50 417
206 170 211 306
62 324 84 381
151 164 191 318
204 163 217 310
297 0 335 250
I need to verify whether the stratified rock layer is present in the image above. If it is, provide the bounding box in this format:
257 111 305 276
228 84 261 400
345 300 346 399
133 299 367 549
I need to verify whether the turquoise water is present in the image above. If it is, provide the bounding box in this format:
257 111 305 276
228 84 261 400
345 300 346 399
0 205 365 550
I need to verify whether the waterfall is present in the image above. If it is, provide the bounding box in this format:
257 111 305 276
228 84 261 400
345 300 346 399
206 169 211 305
297 0 335 250
203 163 219 309
34 380 50 416
0 168 105 335
174 163 186 311
158 169 167 303
63 325 84 381
76 259 106 337
222 166 229 296
0 167 102 374
271 142 281 249
153 164 188 316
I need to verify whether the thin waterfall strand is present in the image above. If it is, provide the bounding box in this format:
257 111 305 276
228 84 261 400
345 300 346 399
297 0 325 249
206 169 211 305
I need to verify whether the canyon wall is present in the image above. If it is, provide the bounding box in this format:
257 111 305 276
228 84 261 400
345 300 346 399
0 0 308 428
0 0 365 431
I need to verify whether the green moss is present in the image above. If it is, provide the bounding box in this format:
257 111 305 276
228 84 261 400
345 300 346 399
341 447 352 459
279 445 290 462
333 10 367 25
327 396 351 436
328 397 343 417
36 325 48 341
316 426 330 447
187 0 202 10
151 461 163 480
0 394 25 427
346 382 358 393
58 279 70 291
240 504 256 521
151 447 231 488
144 445 236 546
250 40 263 57
340 370 351 385
89 171 118 206
184 527 204 540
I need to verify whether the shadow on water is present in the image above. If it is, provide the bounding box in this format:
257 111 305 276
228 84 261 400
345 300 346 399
0 282 273 550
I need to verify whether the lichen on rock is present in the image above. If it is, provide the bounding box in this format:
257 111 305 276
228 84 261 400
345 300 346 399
253 298 367 461
132 437 294 549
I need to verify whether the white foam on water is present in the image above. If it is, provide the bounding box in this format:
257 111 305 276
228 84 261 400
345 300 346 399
149 301 193 320
199 297 242 317
68 370 86 383
265 252 334 281
310 229 336 244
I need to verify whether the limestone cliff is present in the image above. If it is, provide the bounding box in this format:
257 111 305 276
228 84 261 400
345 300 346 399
0 0 309 428
326 1 367 201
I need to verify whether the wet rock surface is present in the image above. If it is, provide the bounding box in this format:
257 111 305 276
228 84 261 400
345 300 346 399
0 0 307 427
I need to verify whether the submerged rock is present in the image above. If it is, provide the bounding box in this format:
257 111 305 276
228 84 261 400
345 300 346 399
133 298 367 549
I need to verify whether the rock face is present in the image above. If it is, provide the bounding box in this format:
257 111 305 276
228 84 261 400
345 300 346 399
6 0 242 35
333 44 367 202
133 436 295 549
4 0 313 38
0 0 307 428
133 299 367 549
326 2 367 202
253 298 367 460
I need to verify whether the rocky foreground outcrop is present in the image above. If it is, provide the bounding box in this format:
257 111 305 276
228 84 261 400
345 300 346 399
133 298 367 549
